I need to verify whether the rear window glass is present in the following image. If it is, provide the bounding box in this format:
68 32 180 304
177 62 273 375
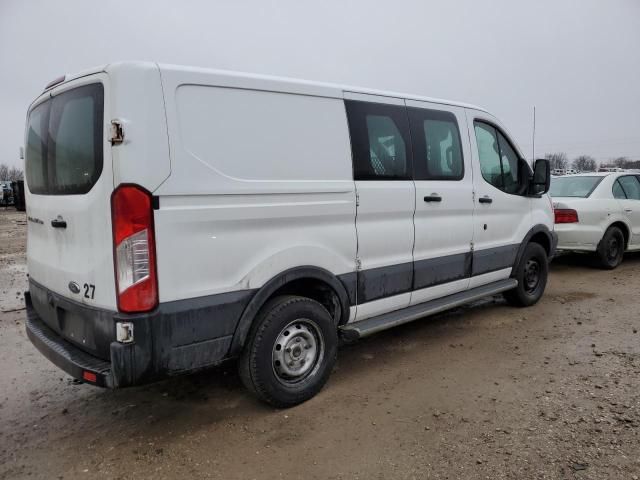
25 84 104 195
549 176 602 197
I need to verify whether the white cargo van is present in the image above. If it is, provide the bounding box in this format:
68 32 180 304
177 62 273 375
23 62 555 407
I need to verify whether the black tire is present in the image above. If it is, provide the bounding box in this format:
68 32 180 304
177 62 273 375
238 295 338 408
596 226 624 269
504 242 548 307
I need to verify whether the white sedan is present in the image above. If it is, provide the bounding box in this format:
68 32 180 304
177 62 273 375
550 172 640 269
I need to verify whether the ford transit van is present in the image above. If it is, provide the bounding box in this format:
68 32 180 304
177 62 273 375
24 62 555 406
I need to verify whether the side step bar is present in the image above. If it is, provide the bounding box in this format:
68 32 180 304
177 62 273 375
340 278 518 340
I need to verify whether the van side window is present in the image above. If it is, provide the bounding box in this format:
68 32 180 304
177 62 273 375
474 121 521 194
497 132 520 194
345 100 411 180
617 175 640 200
409 108 464 180
474 122 502 188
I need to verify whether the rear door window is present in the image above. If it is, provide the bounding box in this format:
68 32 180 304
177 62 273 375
549 176 603 197
25 83 104 195
613 180 626 199
617 175 640 200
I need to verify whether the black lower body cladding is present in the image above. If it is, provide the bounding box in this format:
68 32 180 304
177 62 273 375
25 279 255 388
24 227 557 389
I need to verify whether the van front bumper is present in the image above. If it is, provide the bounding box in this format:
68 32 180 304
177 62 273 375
24 281 255 388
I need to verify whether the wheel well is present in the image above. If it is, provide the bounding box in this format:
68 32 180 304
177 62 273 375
529 231 551 255
270 278 343 325
607 221 630 247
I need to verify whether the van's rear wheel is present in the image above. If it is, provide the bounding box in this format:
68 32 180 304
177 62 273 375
238 295 337 407
504 242 548 307
596 226 624 269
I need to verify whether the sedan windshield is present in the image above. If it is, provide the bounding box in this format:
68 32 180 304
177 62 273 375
549 176 602 197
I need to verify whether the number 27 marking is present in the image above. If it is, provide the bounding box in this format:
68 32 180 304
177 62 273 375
83 283 95 299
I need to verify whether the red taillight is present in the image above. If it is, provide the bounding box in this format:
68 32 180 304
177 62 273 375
111 185 158 313
554 208 579 224
83 371 97 383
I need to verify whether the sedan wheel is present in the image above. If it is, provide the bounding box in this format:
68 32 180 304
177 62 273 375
597 226 624 269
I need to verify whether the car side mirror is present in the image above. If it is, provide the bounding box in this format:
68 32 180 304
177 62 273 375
531 158 551 195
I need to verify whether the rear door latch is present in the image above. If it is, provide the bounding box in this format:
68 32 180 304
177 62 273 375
109 119 125 145
51 215 67 229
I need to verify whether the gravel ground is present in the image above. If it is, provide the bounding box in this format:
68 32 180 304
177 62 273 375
0 208 638 479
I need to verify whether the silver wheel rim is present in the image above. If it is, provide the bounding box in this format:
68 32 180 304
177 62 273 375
272 319 324 385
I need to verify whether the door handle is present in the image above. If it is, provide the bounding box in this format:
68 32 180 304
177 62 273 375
51 218 67 229
424 194 442 203
479 196 493 204
625 208 633 212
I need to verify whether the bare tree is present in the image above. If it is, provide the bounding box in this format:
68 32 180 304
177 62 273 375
611 156 629 168
545 152 568 170
0 164 24 182
7 166 24 181
572 155 598 172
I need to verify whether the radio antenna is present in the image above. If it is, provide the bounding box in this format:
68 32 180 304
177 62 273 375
532 105 536 161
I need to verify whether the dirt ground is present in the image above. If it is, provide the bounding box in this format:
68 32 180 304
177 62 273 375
0 208 638 480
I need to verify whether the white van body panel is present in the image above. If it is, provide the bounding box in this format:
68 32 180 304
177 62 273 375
106 62 171 192
154 70 356 301
351 181 415 320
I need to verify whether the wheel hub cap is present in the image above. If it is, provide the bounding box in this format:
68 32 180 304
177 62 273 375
272 320 323 383
608 238 619 259
524 259 540 292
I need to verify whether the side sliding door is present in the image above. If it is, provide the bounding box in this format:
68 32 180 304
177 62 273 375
344 94 415 321
405 100 475 305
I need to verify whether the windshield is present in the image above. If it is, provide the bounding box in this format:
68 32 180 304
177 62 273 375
549 176 603 198
25 83 104 195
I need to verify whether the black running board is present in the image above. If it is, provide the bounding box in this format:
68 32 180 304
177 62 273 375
340 278 518 340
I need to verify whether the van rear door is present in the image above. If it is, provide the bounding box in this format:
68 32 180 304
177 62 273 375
25 74 117 312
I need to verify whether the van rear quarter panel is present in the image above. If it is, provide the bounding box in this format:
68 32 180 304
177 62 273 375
107 62 171 191
154 74 357 302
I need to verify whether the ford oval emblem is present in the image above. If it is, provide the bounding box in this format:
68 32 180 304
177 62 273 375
68 281 81 294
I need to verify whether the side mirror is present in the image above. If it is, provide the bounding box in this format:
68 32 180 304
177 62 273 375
531 158 551 195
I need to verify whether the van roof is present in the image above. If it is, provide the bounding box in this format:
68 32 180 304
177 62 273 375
46 61 489 113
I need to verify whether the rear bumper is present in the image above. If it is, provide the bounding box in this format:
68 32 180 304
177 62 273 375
554 224 600 252
26 300 113 387
25 281 255 388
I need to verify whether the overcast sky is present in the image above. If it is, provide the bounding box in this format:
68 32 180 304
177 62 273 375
1 0 639 169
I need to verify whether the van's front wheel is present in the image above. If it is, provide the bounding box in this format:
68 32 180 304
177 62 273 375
504 242 548 307
238 295 337 407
